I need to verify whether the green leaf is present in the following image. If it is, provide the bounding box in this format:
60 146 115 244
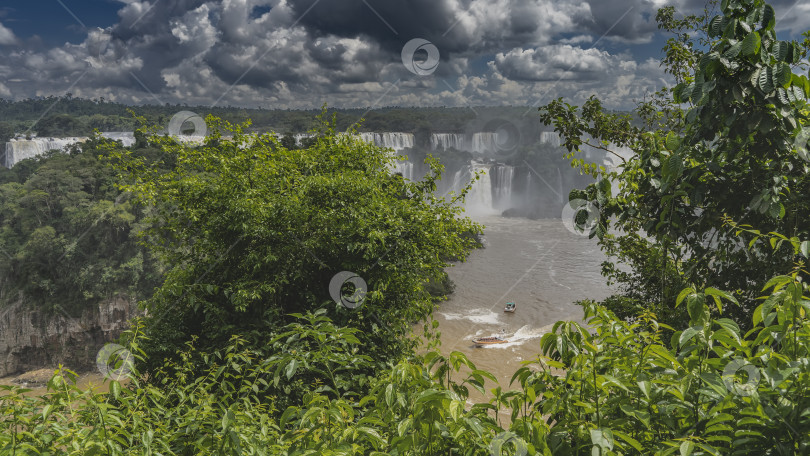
41 404 54 420
705 287 739 306
679 326 702 346
773 41 790 62
664 154 684 180
397 417 412 436
687 294 706 323
715 318 741 344
723 41 742 59
760 4 775 30
613 430 643 452
759 66 774 93
800 240 810 258
110 380 121 400
221 409 235 431
637 378 651 399
762 275 791 292
676 287 696 307
285 359 298 380
666 132 681 151
709 16 724 37
775 63 792 88
741 31 761 56
680 440 695 456
590 428 615 450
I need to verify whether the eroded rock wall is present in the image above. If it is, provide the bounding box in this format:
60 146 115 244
0 296 138 377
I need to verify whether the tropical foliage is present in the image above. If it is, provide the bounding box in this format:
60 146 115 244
541 0 810 329
107 113 483 373
2 0 810 454
0 139 160 315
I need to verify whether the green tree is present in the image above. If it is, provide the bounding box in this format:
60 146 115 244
0 139 159 316
541 0 810 329
0 121 14 143
110 113 483 374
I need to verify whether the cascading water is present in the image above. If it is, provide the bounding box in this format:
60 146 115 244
293 133 313 146
464 163 495 214
470 133 498 154
391 159 415 181
539 131 562 147
431 133 465 151
443 161 515 214
490 164 514 210
3 137 88 168
359 132 414 151
100 132 136 147
431 133 500 154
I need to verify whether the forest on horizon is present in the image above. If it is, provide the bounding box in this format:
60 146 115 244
0 96 640 141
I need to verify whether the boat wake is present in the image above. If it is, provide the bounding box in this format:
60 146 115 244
440 308 502 325
470 324 548 349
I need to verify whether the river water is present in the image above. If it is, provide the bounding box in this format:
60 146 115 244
425 214 613 389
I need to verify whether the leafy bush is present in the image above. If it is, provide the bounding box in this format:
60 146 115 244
541 0 810 329
108 113 483 373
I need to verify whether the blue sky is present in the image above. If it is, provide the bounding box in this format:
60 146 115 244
0 0 807 109
0 2 121 45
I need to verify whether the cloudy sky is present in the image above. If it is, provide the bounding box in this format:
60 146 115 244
0 0 807 110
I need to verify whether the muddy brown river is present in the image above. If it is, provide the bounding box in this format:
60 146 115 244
423 214 614 390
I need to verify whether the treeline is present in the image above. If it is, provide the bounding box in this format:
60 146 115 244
0 96 640 141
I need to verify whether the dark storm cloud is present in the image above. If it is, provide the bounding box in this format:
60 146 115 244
5 0 805 109
285 0 590 54
577 0 662 44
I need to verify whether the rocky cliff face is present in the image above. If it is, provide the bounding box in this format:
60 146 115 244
0 296 138 378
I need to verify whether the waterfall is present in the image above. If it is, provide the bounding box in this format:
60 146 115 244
430 132 506 154
3 137 87 168
470 133 498 153
465 162 494 214
101 132 136 147
431 133 465 151
445 161 515 214
539 131 562 147
490 164 515 210
525 171 533 207
391 159 415 181
293 133 313 146
359 132 414 151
